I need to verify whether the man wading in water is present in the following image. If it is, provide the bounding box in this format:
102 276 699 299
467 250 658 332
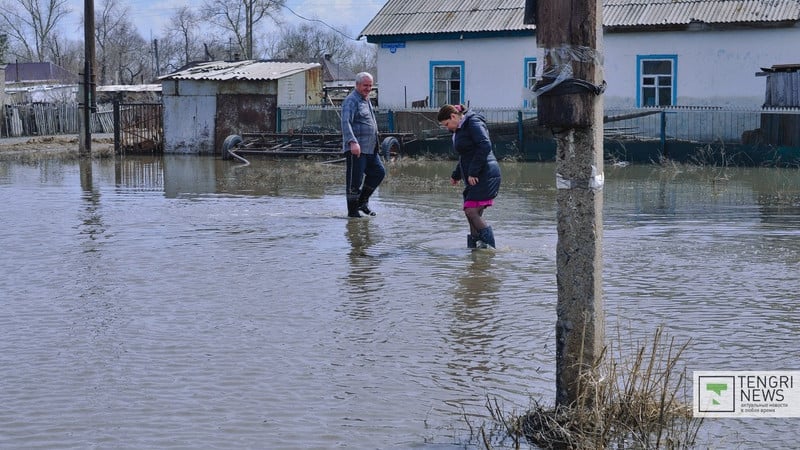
341 72 385 218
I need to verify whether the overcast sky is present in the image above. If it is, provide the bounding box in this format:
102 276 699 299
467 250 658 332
65 0 385 42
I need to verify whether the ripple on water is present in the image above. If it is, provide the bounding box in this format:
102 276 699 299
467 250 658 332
1 159 799 448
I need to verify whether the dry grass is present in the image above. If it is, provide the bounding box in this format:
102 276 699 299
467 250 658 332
0 135 115 162
483 327 702 449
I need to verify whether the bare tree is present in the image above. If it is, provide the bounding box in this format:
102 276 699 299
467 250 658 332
201 0 284 59
152 37 183 75
0 33 8 62
0 0 71 62
270 22 375 75
271 23 350 60
46 31 83 75
94 0 150 84
347 41 377 77
156 5 231 76
164 5 203 66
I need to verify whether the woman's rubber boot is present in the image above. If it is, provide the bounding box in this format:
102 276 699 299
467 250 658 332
467 234 477 249
347 199 363 218
358 186 377 216
476 226 495 249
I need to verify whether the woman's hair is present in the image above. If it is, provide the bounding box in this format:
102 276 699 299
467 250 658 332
436 104 468 122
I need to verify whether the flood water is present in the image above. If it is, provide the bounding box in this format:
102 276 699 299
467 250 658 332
1 153 799 449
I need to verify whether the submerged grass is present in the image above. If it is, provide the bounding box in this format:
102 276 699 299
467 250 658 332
479 326 702 449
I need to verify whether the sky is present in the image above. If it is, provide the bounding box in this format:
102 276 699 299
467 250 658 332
64 0 385 42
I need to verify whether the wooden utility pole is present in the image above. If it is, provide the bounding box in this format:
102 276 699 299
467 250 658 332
525 0 605 407
80 0 96 157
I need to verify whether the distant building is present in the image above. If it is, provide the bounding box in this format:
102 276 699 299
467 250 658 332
4 62 79 86
158 60 323 154
756 63 800 146
96 84 162 103
3 62 80 104
271 54 365 106
758 64 800 108
318 54 357 106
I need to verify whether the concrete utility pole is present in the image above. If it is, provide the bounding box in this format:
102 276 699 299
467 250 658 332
525 0 605 406
80 0 96 157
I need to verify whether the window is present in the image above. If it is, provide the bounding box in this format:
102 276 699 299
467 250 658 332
637 55 677 107
524 57 537 108
430 61 464 106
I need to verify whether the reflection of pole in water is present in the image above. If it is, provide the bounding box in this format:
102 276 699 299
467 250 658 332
80 158 93 193
79 158 104 243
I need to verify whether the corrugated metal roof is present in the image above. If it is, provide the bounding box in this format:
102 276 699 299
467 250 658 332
160 60 320 81
604 0 800 27
360 0 533 38
4 62 79 84
361 0 800 37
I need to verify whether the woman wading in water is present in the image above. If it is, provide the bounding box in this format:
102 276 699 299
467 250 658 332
437 104 501 249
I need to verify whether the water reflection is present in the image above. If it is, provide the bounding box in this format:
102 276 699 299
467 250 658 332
1 155 799 449
114 155 164 191
79 158 106 249
344 219 385 319
450 251 501 378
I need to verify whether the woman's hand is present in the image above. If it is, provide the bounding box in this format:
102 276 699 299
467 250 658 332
467 176 479 186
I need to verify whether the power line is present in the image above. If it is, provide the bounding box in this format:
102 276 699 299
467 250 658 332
282 4 360 41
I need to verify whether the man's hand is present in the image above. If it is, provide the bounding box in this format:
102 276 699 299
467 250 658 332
350 141 361 157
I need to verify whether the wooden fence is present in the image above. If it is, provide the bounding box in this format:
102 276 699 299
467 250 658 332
2 102 114 137
1 101 163 153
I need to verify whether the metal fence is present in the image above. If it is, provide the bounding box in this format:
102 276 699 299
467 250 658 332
113 102 163 153
3 102 798 152
278 104 800 147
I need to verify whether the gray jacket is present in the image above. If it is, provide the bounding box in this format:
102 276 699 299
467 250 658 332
341 89 379 154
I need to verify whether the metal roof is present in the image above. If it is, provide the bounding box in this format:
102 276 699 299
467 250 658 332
97 84 162 92
160 60 320 81
359 0 533 38
4 62 79 84
604 0 800 27
361 0 800 37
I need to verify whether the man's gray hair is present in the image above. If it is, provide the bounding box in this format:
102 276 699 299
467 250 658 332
355 72 373 84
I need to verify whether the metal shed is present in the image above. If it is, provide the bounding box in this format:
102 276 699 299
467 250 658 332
159 60 323 155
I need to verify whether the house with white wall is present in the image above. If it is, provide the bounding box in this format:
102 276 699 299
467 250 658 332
159 60 322 154
360 0 800 110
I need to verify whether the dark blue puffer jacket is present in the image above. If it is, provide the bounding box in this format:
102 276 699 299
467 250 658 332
450 110 502 202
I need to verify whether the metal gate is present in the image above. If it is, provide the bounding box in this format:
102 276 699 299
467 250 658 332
114 102 163 153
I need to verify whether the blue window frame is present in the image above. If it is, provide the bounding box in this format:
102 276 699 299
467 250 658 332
637 55 677 107
430 61 464 106
524 57 537 108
